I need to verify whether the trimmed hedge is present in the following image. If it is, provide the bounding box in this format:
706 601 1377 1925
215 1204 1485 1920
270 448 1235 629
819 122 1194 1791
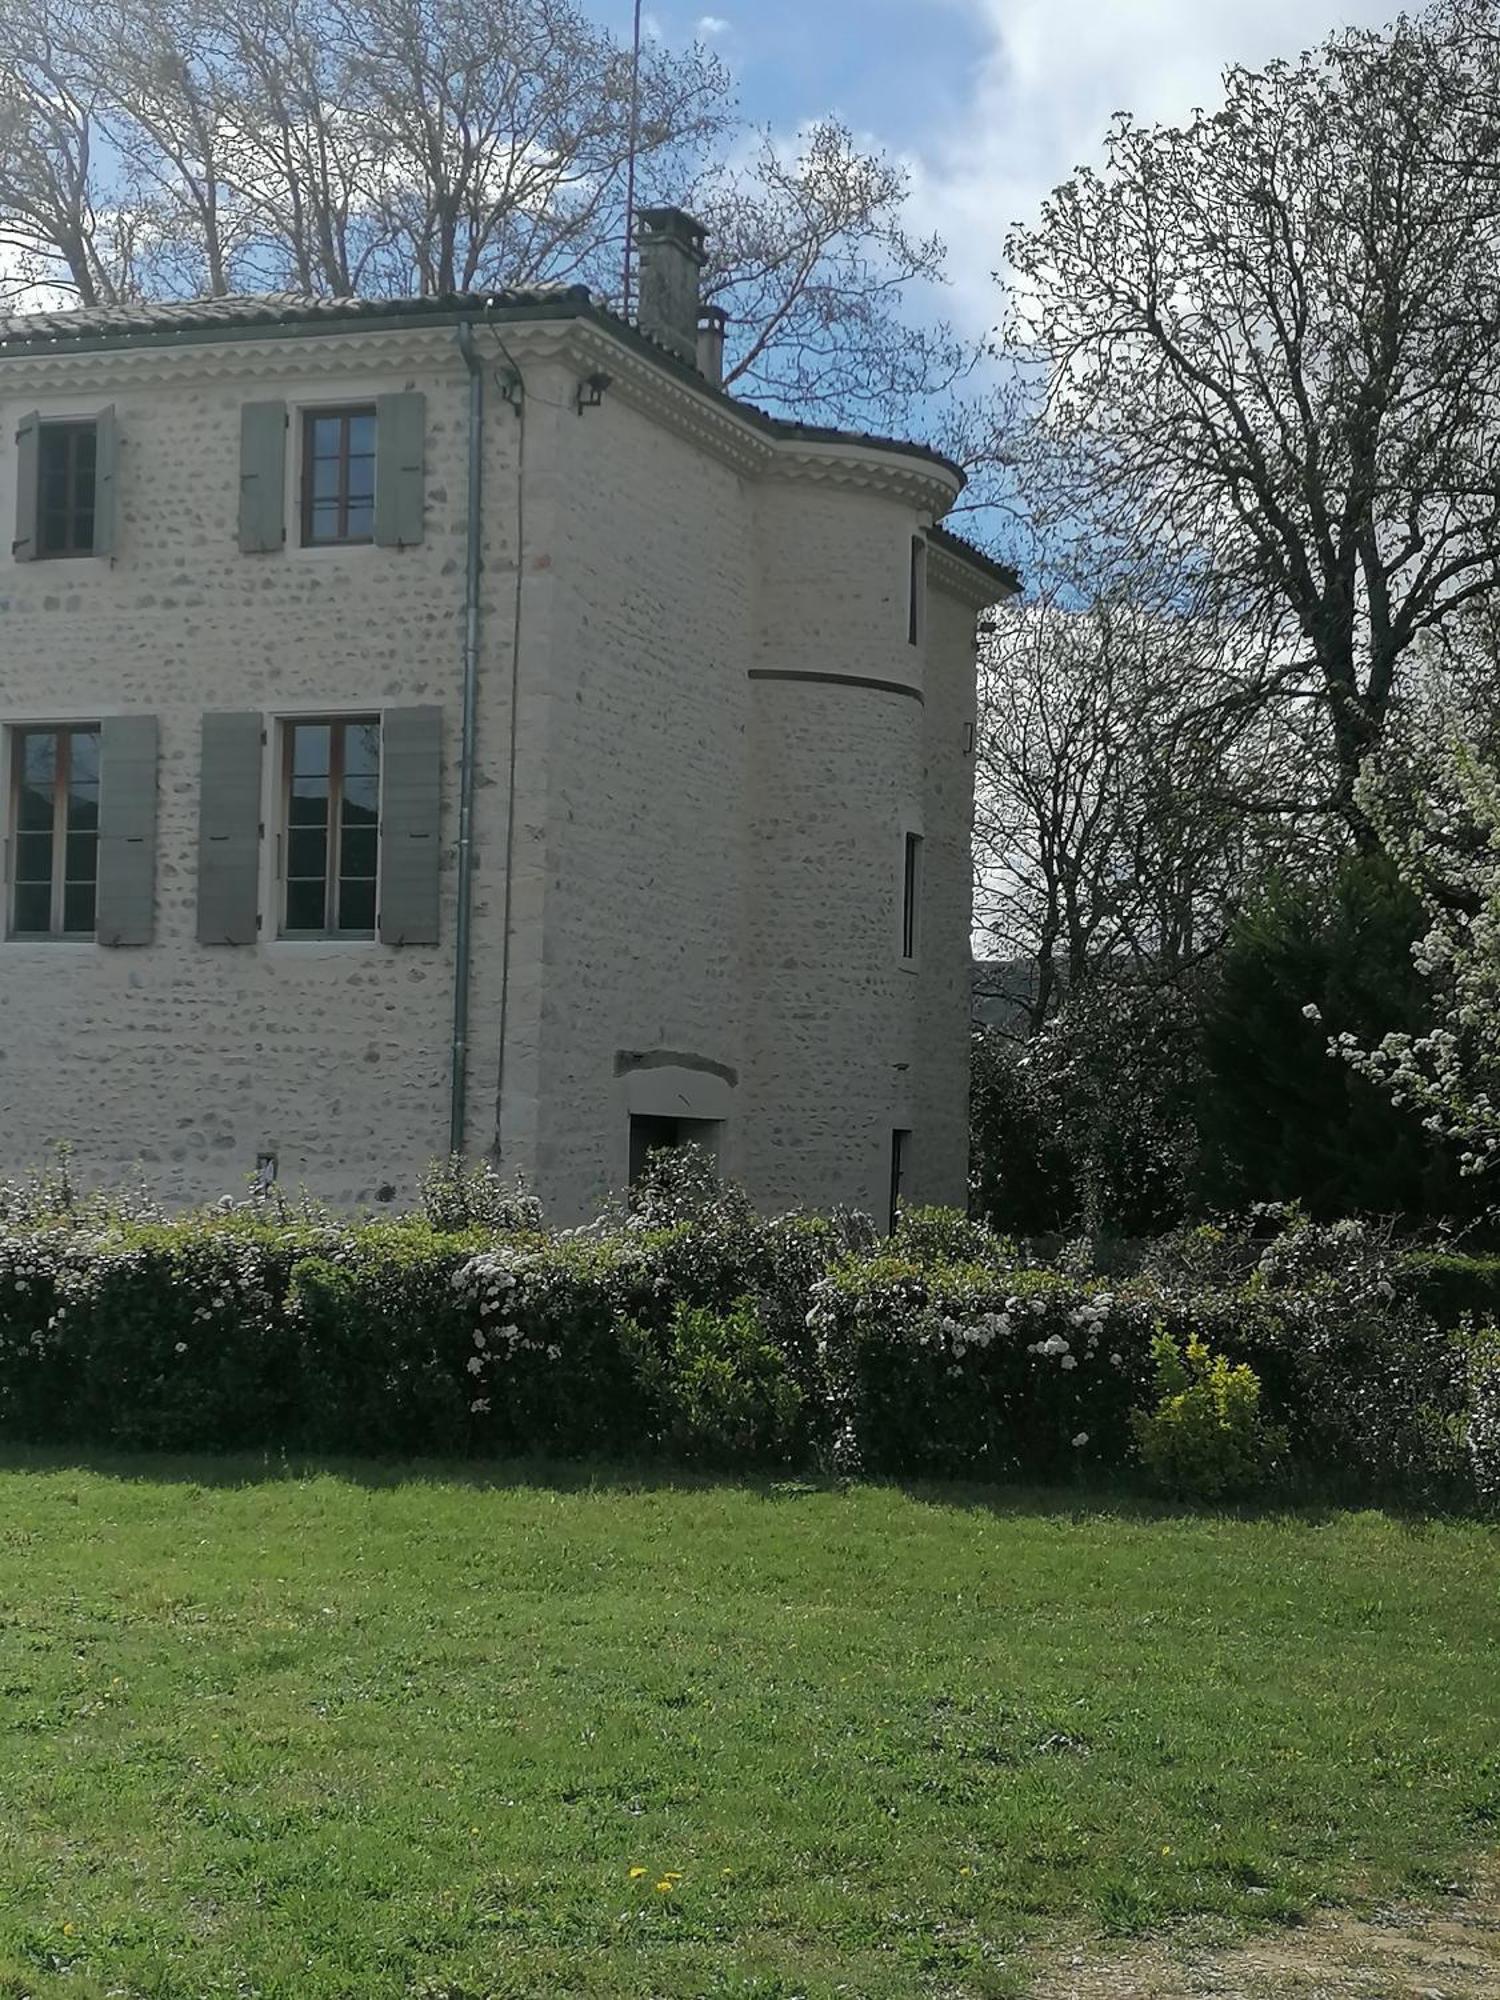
1399 1251 1500 1332
0 1166 1494 1504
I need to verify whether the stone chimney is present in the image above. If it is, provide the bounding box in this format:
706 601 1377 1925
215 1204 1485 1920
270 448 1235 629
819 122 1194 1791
635 205 707 369
696 305 727 387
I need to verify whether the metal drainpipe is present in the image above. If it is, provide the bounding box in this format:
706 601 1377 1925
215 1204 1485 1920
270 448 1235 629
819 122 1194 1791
449 319 485 1156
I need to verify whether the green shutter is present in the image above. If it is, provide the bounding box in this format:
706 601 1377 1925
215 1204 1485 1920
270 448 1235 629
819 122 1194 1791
378 705 441 945
197 712 263 944
96 713 158 946
374 392 425 548
92 405 119 558
12 411 39 562
239 401 287 554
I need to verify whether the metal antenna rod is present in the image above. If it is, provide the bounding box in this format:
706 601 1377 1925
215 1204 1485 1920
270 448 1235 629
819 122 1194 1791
622 0 643 316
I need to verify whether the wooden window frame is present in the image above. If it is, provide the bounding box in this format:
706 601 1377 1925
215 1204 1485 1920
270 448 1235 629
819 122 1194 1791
300 406 376 548
6 723 100 939
36 420 98 559
278 715 381 939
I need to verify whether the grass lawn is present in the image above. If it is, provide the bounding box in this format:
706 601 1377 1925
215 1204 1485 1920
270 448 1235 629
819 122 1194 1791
0 1458 1496 2000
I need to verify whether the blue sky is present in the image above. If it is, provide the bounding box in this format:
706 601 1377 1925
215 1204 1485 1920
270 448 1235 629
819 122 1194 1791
598 0 1404 333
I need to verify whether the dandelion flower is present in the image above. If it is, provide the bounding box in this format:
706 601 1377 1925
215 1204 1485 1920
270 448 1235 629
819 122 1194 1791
628 1866 648 1879
655 1878 675 1894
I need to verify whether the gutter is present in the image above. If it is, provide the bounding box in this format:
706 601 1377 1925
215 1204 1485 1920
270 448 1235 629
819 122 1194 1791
449 318 485 1155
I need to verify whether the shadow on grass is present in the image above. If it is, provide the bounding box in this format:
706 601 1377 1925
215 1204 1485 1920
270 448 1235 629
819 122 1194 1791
0 1441 1465 1529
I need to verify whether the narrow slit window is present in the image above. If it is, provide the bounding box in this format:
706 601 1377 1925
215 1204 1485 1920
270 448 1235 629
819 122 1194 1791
908 535 927 646
301 407 377 546
901 830 923 961
889 1128 911 1235
7 724 100 938
37 421 98 557
280 716 381 936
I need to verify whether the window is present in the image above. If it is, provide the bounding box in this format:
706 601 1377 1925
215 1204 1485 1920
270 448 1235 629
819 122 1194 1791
38 421 98 557
301 407 376 546
7 724 100 937
908 535 927 646
280 717 381 936
901 830 923 962
889 1128 911 1235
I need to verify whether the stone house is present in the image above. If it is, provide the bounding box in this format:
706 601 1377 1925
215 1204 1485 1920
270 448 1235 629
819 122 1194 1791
0 208 1016 1223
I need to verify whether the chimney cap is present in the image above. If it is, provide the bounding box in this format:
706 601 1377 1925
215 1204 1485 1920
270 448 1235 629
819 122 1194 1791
635 205 708 263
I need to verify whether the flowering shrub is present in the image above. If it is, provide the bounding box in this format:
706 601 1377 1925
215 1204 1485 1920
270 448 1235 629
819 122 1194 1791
0 1164 1491 1502
810 1255 1157 1478
1130 1331 1283 1498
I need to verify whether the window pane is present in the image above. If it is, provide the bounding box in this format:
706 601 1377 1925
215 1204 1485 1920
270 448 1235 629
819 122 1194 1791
345 499 374 541
17 783 52 832
342 776 379 825
284 878 326 931
313 454 342 500
292 725 331 778
286 828 328 882
289 781 329 830
65 831 98 883
308 500 341 542
14 831 52 883
68 729 100 785
67 788 99 832
338 876 376 933
12 883 51 934
22 732 57 786
339 826 377 881
40 432 70 506
347 456 375 503
348 411 376 455
343 721 381 779
309 414 342 458
62 880 95 934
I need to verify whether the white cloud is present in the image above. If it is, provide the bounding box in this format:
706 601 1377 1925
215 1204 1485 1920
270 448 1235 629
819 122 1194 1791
909 0 1402 333
696 12 731 32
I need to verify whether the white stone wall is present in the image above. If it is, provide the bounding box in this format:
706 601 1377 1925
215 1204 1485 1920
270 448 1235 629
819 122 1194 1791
0 339 490 1204
916 578 983 1209
0 313 995 1219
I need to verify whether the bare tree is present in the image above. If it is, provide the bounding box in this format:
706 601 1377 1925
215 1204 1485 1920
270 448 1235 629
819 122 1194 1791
1005 0 1500 831
0 0 131 304
697 120 973 422
0 0 978 436
973 585 1315 1032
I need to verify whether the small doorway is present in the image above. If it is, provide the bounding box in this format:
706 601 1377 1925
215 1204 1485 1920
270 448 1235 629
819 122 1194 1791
629 1114 723 1186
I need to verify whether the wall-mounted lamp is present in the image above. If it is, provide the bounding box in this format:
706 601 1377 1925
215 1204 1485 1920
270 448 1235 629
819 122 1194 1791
576 370 613 414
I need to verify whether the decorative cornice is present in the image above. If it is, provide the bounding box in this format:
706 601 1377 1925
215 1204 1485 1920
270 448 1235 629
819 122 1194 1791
0 306 966 510
0 323 461 392
762 439 962 513
563 319 774 479
928 534 1018 609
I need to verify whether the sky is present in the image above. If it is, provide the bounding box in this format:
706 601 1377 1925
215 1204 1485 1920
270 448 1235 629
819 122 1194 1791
598 0 1403 333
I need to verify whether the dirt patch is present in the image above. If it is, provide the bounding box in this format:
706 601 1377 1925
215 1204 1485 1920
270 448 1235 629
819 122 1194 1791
1029 1864 1500 1999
